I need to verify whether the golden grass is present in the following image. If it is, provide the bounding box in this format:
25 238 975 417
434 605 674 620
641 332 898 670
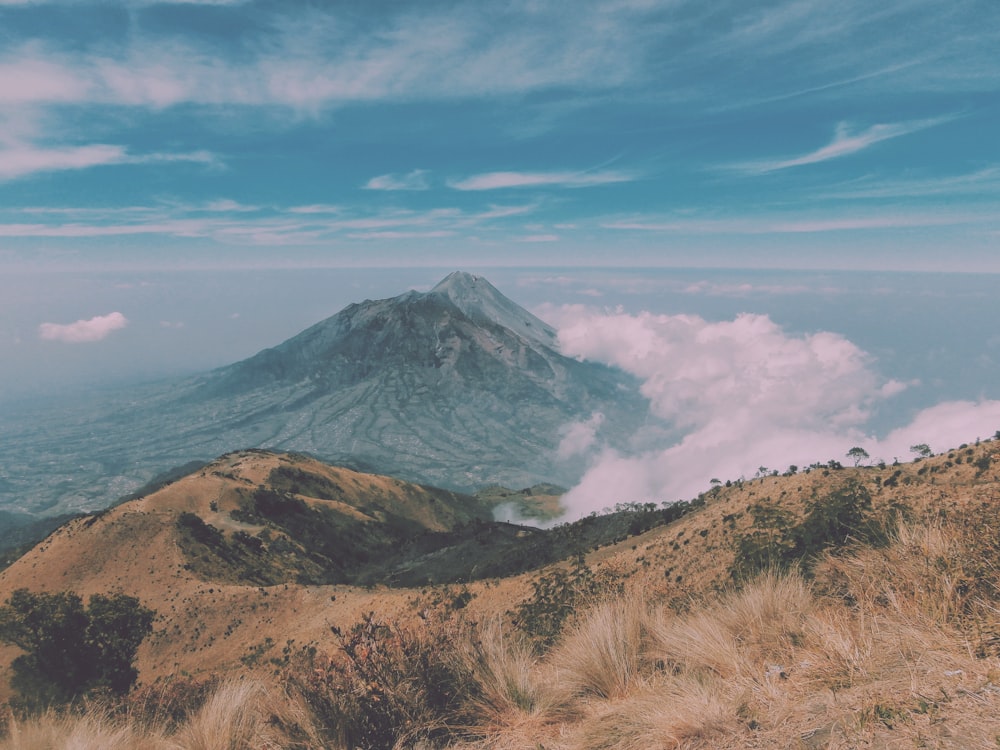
475 521 1000 749
0 679 321 750
3 517 1000 749
459 617 552 724
170 679 313 750
0 706 171 750
548 596 652 701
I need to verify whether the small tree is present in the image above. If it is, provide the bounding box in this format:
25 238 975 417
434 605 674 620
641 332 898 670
910 443 932 459
0 589 154 708
846 446 869 467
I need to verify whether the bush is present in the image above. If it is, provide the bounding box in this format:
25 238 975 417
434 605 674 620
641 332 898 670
287 613 476 749
513 555 623 649
0 589 154 709
730 480 897 582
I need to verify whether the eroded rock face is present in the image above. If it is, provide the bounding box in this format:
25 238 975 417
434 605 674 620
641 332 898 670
1 272 648 514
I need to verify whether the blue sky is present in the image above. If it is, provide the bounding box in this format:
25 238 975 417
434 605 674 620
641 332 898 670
1 0 998 272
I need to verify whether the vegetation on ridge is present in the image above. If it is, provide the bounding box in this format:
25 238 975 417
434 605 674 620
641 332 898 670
0 440 998 747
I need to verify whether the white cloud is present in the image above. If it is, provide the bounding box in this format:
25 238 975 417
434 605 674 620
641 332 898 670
39 312 128 343
0 142 217 181
733 117 954 174
0 2 645 111
200 199 259 213
449 169 634 190
601 207 991 235
877 401 1000 460
558 412 605 460
541 305 920 518
288 204 341 215
363 169 430 191
0 144 126 179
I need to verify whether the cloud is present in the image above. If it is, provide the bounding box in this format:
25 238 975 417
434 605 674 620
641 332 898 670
733 117 954 174
601 206 990 235
540 305 922 519
0 1 646 111
0 201 535 246
877 401 1000 460
200 199 259 213
0 142 217 181
818 167 1000 200
547 305 1000 520
288 204 341 215
363 169 430 191
549 306 884 430
448 169 635 190
0 144 126 180
39 312 128 343
558 412 605 460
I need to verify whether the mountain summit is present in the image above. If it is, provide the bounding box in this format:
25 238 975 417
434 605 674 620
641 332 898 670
429 271 557 347
1 273 647 514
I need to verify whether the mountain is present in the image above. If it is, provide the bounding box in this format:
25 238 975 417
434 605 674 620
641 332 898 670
0 272 648 516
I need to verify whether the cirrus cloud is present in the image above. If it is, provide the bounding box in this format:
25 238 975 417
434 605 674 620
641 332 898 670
448 169 635 191
39 312 128 343
363 169 430 191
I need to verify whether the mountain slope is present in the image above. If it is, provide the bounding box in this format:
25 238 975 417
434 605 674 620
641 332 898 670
1 439 997 719
1 272 647 515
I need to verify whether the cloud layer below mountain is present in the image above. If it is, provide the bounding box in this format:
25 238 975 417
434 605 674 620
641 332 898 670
542 304 1000 520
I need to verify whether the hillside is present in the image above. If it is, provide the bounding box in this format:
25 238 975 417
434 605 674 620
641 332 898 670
0 440 998 748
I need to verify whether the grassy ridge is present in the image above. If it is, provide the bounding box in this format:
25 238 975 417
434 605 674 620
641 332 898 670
1 441 999 747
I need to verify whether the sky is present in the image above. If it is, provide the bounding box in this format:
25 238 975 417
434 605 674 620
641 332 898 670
1 0 1000 515
0 0 998 272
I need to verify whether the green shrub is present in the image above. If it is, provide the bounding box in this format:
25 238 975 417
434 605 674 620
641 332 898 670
0 589 154 709
513 555 623 649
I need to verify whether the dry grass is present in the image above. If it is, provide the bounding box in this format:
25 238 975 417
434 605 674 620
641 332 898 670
170 679 317 749
548 596 652 701
474 521 1000 749
0 679 320 750
0 706 170 750
3 516 1000 749
458 618 553 727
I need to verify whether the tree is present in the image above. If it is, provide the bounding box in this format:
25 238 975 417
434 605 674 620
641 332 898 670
910 443 932 459
846 446 869 467
0 589 154 708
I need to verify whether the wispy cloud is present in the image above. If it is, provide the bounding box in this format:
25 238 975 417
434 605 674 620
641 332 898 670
199 199 260 213
0 2 646 110
288 204 341 215
602 206 991 234
363 169 430 191
0 201 538 244
818 166 1000 200
0 144 126 180
448 169 635 190
39 312 127 343
732 117 954 174
0 142 217 181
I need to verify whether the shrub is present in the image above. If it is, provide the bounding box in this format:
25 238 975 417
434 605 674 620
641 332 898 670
512 555 623 649
287 613 476 749
0 589 154 709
